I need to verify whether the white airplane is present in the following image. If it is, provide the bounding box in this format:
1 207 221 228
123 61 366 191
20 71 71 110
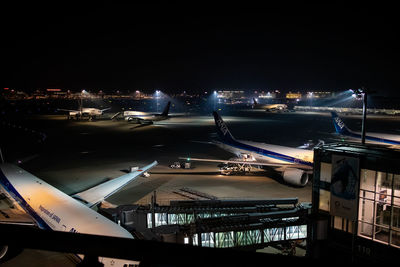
252 98 288 112
111 101 171 125
181 111 314 187
58 107 111 120
0 160 158 266
331 111 400 146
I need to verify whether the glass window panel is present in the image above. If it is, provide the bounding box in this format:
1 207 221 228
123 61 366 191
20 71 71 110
359 199 374 225
201 232 214 247
394 197 400 207
347 220 354 234
319 189 330 212
192 234 198 246
375 203 391 228
236 231 244 245
376 172 392 200
168 214 176 224
374 224 389 245
360 169 376 191
299 225 307 238
377 172 392 190
147 213 152 228
358 221 373 238
320 163 332 182
394 175 400 197
360 189 375 201
392 205 400 229
334 216 343 230
390 230 400 248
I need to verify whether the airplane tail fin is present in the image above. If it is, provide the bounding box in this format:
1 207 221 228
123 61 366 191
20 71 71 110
161 101 171 116
331 112 351 135
212 111 236 143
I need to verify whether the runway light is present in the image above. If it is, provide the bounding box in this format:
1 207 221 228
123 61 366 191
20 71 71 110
187 158 190 161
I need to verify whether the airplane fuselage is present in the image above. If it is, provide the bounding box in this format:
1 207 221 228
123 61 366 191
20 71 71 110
123 111 167 122
216 139 313 167
69 108 104 116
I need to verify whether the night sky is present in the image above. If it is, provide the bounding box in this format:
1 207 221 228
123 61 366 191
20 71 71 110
2 3 399 95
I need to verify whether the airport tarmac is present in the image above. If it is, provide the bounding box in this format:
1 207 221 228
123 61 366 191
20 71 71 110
2 109 400 265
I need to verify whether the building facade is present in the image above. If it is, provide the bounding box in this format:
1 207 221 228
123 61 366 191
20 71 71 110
310 143 400 262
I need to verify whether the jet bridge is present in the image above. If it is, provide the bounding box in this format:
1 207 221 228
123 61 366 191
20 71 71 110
98 198 311 251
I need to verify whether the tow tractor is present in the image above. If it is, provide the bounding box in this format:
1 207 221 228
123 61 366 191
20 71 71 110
170 162 182 169
219 154 257 175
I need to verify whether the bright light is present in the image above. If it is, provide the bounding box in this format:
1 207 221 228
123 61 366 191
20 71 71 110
213 90 217 94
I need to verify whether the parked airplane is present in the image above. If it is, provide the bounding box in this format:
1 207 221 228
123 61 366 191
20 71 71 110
0 160 158 266
111 101 171 124
331 111 400 146
181 112 313 187
252 98 288 112
58 107 111 120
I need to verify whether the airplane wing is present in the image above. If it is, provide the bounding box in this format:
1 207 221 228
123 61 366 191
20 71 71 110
72 161 158 207
101 107 111 112
0 187 37 226
179 157 312 170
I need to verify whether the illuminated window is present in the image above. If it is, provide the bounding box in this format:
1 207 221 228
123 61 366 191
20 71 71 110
201 232 214 247
319 189 330 212
333 216 343 230
320 163 332 183
192 234 198 246
358 170 400 248
147 213 152 228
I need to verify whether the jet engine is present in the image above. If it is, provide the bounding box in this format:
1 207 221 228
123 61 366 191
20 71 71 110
0 245 23 263
0 246 8 260
282 168 309 187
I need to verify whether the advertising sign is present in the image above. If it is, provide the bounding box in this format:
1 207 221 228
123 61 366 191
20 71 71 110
330 155 359 220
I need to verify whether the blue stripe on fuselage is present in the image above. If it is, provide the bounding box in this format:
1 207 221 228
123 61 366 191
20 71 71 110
0 168 52 230
221 139 313 167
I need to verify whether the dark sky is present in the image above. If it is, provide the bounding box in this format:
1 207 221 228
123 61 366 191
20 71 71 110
1 2 399 95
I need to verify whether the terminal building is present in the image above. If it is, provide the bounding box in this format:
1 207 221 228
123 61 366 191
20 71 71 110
310 142 400 262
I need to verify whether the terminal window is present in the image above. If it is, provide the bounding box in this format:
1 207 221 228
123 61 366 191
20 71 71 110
358 169 400 248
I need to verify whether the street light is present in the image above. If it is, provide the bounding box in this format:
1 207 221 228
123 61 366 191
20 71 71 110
351 88 367 144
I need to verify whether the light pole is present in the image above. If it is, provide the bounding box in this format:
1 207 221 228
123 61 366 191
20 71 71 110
155 90 160 112
351 88 367 144
213 90 217 110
